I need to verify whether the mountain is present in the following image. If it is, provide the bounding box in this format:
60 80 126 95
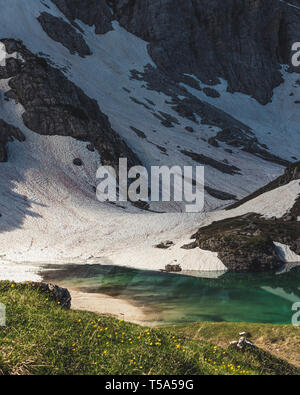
0 0 299 271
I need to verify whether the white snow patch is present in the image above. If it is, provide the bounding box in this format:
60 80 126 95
109 238 227 272
0 262 42 282
198 179 300 228
0 40 24 66
229 179 300 219
274 242 300 263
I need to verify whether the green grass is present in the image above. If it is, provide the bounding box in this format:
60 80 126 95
0 281 299 375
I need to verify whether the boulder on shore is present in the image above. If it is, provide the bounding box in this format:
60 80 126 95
31 282 71 309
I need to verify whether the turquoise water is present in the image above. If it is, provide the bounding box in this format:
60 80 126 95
42 264 300 325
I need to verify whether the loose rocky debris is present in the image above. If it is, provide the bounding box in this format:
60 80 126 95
163 264 182 273
155 241 174 249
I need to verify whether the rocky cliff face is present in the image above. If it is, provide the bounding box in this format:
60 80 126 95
1 39 140 174
49 0 300 102
109 0 300 104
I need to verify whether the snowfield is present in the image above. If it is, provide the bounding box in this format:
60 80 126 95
0 0 299 280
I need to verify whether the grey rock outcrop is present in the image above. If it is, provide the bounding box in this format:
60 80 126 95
32 282 71 308
49 0 300 103
129 65 288 167
187 214 283 272
110 0 300 104
38 12 92 57
0 39 141 174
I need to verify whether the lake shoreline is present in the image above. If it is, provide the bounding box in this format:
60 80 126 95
69 289 156 326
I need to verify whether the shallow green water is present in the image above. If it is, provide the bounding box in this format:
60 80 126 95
42 264 300 325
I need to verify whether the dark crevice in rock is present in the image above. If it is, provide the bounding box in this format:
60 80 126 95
129 96 151 110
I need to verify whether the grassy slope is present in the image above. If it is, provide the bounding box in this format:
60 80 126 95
0 281 299 375
174 322 300 370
